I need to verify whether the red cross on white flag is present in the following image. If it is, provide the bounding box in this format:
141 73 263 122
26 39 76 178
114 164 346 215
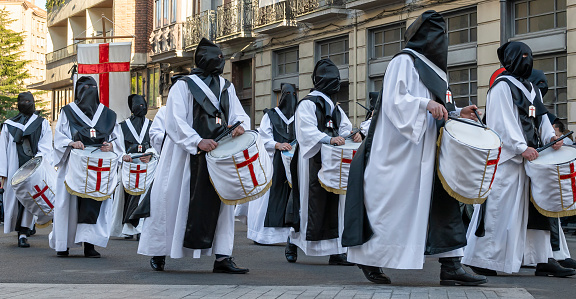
77 42 132 120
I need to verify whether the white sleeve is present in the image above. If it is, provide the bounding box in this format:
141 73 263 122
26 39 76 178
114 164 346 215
337 106 353 136
113 123 127 157
296 100 331 159
486 82 528 162
149 106 166 153
35 119 54 165
165 80 203 155
360 118 371 135
381 55 432 144
52 111 74 166
0 125 9 177
227 83 251 131
259 113 277 153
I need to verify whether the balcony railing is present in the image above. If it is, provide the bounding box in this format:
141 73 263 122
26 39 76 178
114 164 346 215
216 0 253 41
46 42 84 64
184 10 217 50
253 0 296 29
150 22 185 55
295 0 345 16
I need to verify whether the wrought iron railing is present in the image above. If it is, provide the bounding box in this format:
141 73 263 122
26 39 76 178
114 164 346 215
295 0 345 16
184 10 217 49
150 22 185 55
216 0 253 40
252 0 296 29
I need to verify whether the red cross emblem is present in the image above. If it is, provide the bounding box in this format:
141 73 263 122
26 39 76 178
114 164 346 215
130 164 147 189
32 185 54 209
341 150 357 164
216 117 222 125
559 163 576 204
87 159 111 192
529 105 536 118
138 144 143 152
486 147 501 189
236 149 260 187
78 43 130 107
90 128 96 138
326 120 333 128
446 90 453 104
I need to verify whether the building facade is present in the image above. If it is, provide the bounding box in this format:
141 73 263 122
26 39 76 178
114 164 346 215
39 0 152 121
1 0 48 102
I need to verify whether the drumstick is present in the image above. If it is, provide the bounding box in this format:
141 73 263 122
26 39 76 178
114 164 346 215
131 152 153 159
214 121 244 142
90 137 118 153
473 109 486 128
447 116 486 129
345 129 361 139
536 131 574 153
356 102 371 112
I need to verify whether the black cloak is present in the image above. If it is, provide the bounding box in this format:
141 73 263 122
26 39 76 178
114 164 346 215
312 59 341 96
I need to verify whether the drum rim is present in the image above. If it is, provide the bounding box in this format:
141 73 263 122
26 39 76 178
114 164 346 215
72 147 119 158
207 130 259 158
11 156 43 186
444 120 502 151
528 146 576 165
322 140 362 150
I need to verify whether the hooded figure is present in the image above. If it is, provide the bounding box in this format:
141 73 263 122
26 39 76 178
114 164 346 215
286 57 354 265
75 76 101 119
127 94 149 132
343 10 485 286
528 69 548 98
190 38 225 98
0 91 52 248
498 41 533 84
246 83 297 249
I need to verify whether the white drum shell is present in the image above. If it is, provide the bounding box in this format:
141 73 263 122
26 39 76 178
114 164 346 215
525 146 576 217
437 121 502 204
65 148 119 201
206 131 273 204
11 156 56 227
281 146 296 186
122 155 158 195
318 140 361 194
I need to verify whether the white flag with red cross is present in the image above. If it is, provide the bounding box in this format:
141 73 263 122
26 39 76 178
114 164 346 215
77 42 132 120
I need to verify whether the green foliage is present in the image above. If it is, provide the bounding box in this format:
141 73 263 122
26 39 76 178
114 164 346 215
0 8 30 122
46 0 66 12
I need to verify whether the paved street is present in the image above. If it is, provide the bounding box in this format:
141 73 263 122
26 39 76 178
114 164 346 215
0 222 575 298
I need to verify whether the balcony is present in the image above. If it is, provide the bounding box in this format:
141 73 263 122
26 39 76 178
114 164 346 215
295 0 347 23
252 0 297 35
216 0 255 44
184 10 217 51
46 43 80 65
345 0 404 11
150 23 192 63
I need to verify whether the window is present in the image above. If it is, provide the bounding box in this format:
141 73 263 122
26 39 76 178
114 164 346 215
276 47 299 76
172 0 177 23
163 0 170 26
155 0 161 28
448 66 477 107
372 24 404 59
514 0 566 35
534 54 567 120
319 37 349 66
446 9 477 46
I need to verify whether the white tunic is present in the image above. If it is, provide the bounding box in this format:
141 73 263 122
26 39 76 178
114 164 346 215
137 76 250 259
0 115 52 234
462 77 555 273
149 106 167 153
290 90 352 256
49 107 123 251
347 54 459 269
246 112 292 244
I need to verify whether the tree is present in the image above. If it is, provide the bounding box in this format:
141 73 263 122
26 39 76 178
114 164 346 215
0 8 30 122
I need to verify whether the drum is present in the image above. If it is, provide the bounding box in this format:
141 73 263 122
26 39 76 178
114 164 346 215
318 140 361 194
526 146 576 217
437 119 502 205
65 147 119 201
122 153 158 195
10 156 56 228
281 143 297 186
206 130 272 205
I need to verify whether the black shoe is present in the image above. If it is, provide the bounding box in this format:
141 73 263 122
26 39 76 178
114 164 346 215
329 253 355 266
558 258 576 269
83 243 101 258
536 258 576 277
150 256 165 271
17 237 30 248
467 265 498 276
124 235 134 240
285 242 297 263
213 257 249 274
358 264 391 284
57 249 69 257
441 267 487 286
27 226 36 236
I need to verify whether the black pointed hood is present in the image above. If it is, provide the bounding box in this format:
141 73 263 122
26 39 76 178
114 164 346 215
75 76 100 119
404 10 448 72
278 83 297 119
368 92 379 111
127 94 148 132
497 41 533 84
190 38 225 78
312 58 341 96
528 69 548 97
11 91 36 124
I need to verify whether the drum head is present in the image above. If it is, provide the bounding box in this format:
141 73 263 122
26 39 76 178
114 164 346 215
530 146 576 165
11 157 42 186
74 147 118 159
445 120 501 150
334 140 361 150
209 131 257 158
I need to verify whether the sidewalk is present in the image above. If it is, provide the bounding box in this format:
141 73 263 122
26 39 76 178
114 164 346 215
0 284 534 298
